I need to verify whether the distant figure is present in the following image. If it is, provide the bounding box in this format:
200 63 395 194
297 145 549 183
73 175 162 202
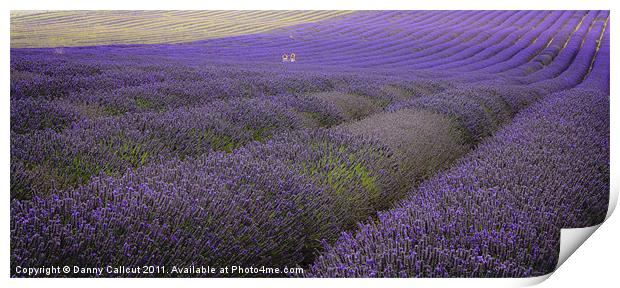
54 47 64 55
290 53 296 62
282 53 289 62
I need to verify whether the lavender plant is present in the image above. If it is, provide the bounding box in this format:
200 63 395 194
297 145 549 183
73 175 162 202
9 10 610 278
308 88 609 277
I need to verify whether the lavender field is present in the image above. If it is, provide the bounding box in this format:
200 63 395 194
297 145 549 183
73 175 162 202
10 10 610 277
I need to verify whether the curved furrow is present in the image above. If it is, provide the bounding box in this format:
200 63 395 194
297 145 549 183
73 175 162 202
229 11 482 63
435 11 561 71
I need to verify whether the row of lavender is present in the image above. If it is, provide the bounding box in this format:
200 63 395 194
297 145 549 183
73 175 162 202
12 52 454 148
388 10 608 142
11 70 472 270
10 10 605 199
10 11 602 137
308 23 611 278
12 72 439 199
10 83 604 276
10 10 599 127
10 11 609 276
133 10 600 74
308 88 609 278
